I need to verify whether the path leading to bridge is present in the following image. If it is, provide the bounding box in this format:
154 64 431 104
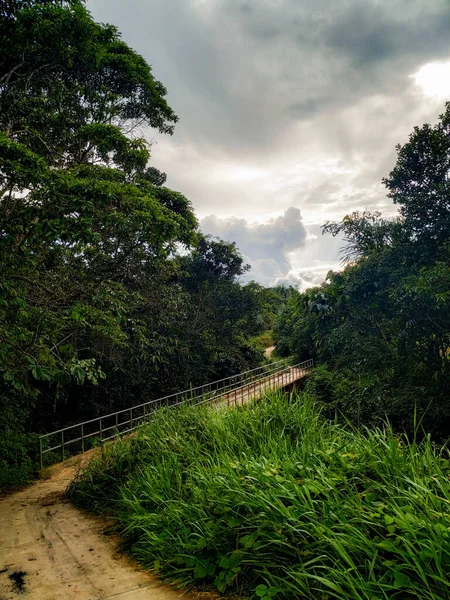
0 453 206 600
0 361 311 599
264 345 275 358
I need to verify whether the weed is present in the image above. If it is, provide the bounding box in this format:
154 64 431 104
69 392 450 599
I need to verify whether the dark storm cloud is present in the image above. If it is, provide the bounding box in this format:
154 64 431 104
220 0 450 124
327 3 449 68
90 0 449 152
89 0 450 287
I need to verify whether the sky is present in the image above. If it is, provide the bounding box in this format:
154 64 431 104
89 0 450 289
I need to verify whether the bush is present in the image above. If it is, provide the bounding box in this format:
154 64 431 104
0 430 39 491
70 393 450 599
306 365 450 442
305 365 386 426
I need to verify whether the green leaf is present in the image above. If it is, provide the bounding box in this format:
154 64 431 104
386 525 396 534
393 571 410 589
193 565 207 579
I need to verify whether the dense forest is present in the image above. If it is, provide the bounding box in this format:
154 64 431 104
275 104 450 440
1 0 449 491
0 0 289 487
3 1 450 598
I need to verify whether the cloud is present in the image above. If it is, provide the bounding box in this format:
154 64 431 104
244 258 285 287
90 0 449 152
201 207 308 283
200 208 346 289
89 0 450 287
277 262 342 292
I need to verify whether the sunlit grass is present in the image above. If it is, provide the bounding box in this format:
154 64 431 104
69 393 450 599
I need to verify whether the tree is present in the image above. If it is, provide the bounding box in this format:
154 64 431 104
0 0 272 462
0 0 196 430
383 102 450 245
323 211 408 262
175 236 261 381
0 0 177 166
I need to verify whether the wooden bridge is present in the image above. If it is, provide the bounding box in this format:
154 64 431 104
39 358 314 468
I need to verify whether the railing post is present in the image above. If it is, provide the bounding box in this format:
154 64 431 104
99 419 102 443
39 437 43 471
61 431 65 462
130 407 134 430
81 424 85 454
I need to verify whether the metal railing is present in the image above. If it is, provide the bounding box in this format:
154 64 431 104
39 358 314 468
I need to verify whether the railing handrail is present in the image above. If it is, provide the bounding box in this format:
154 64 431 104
39 358 290 437
38 358 314 468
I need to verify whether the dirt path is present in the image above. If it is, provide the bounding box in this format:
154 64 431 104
0 366 307 599
264 346 275 358
0 454 203 600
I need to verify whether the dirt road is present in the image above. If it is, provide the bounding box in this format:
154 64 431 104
0 455 201 600
0 363 306 599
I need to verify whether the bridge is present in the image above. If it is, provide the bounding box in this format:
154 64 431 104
39 358 314 468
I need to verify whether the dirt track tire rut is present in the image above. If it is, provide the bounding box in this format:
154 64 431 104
0 457 201 600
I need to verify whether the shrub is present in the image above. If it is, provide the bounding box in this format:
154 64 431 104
0 430 39 491
306 365 450 442
70 393 450 599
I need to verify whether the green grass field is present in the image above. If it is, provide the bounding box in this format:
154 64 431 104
69 393 450 599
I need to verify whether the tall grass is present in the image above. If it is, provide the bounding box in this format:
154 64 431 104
69 393 450 599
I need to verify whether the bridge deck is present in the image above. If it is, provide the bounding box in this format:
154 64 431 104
215 366 308 407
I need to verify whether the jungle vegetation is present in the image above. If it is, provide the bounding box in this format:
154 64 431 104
0 0 285 487
275 102 450 441
3 2 450 598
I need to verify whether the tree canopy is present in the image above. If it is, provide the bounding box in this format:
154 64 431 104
0 0 281 487
275 103 450 440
